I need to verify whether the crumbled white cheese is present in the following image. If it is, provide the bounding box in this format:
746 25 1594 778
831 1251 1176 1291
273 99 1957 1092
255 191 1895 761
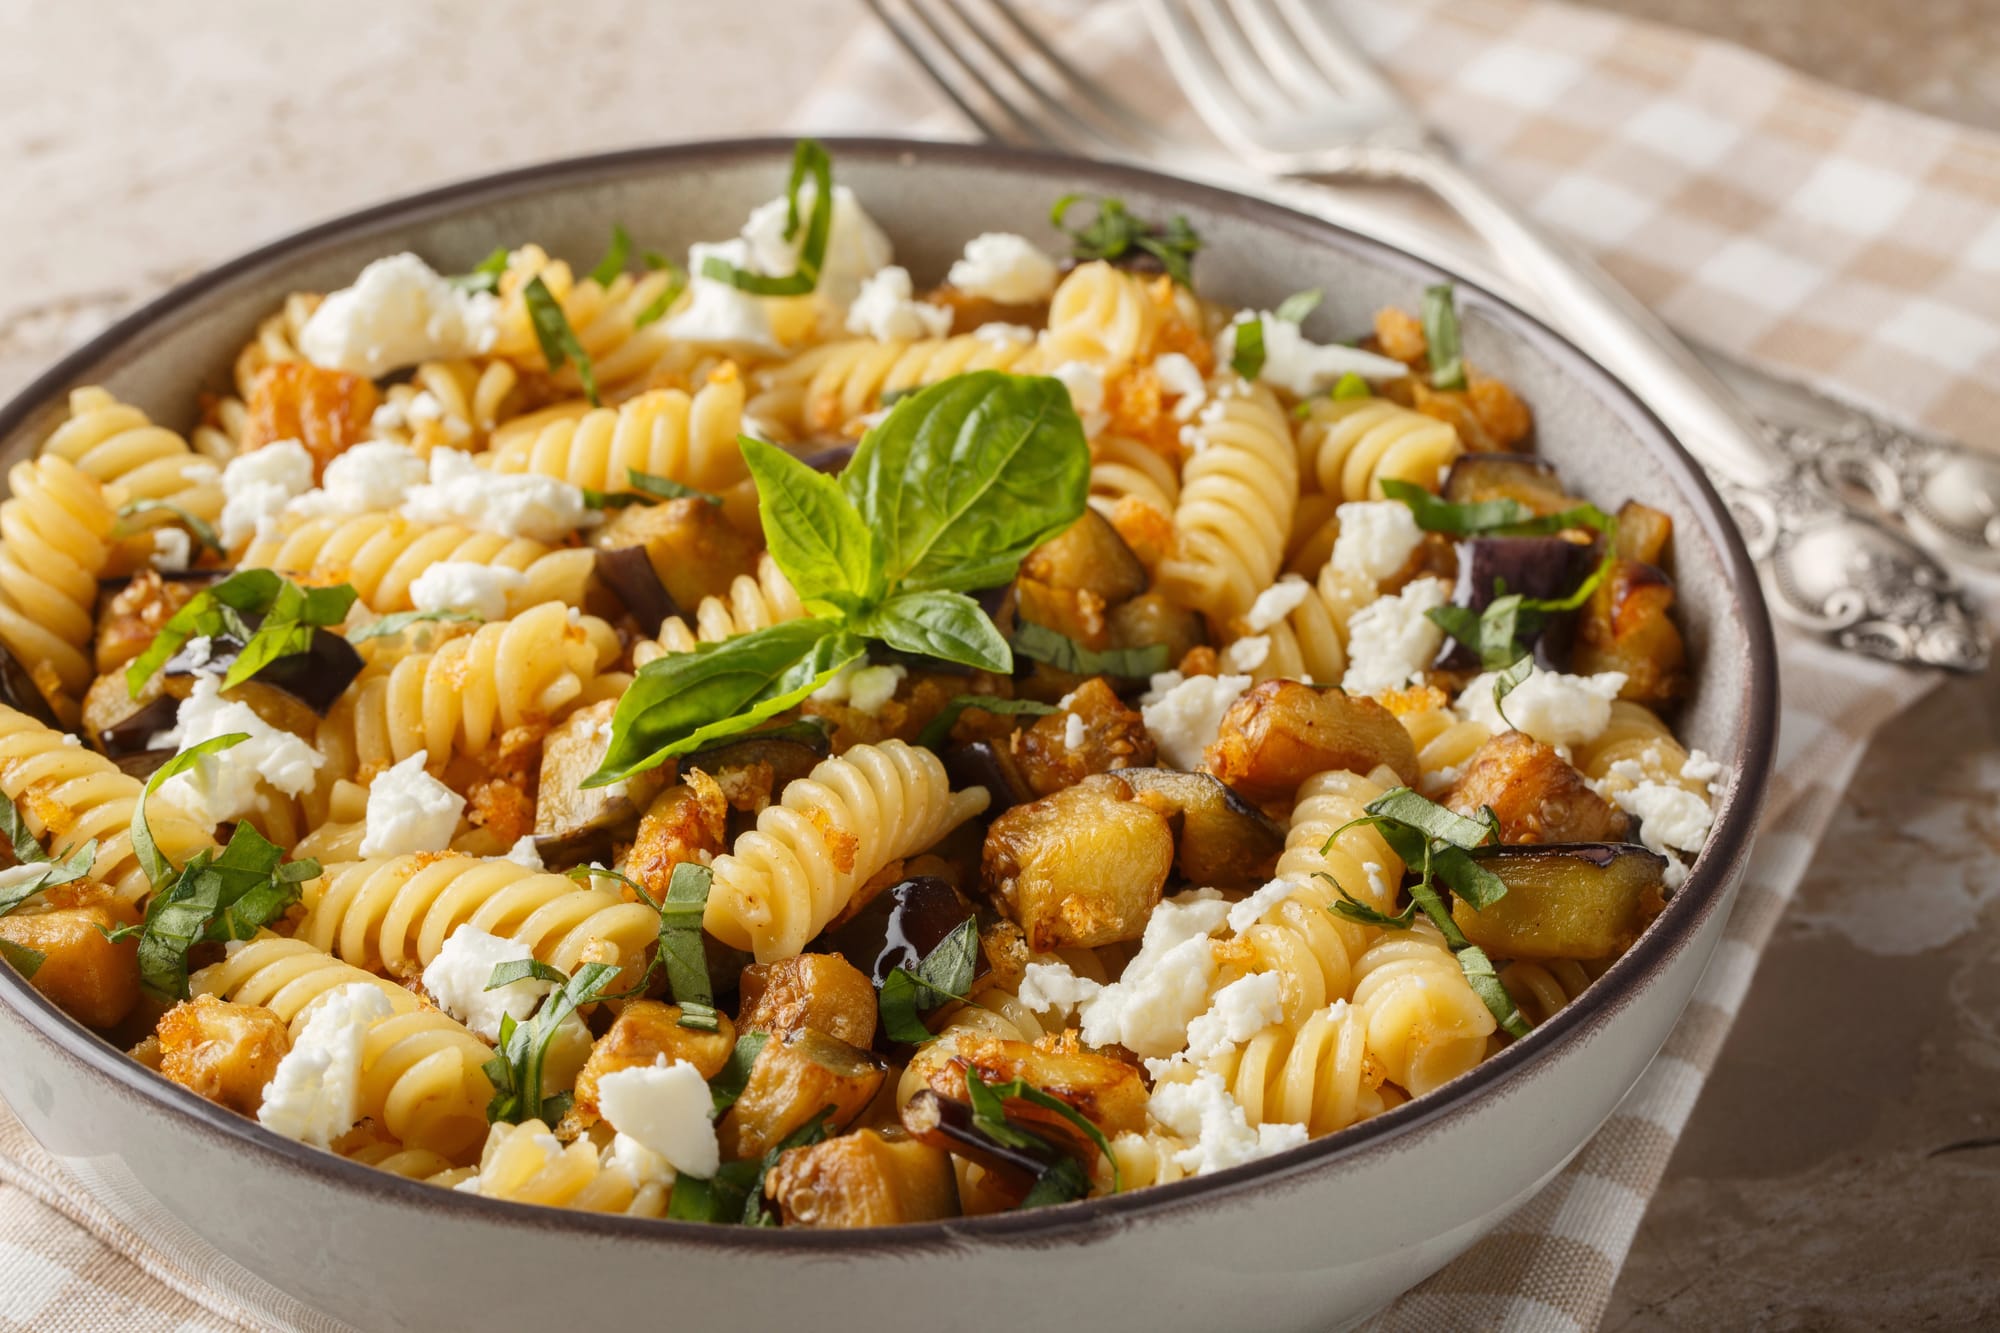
740 183 894 308
1182 972 1286 1065
811 658 906 715
149 527 192 572
151 675 324 826
1245 574 1312 632
1340 577 1450 696
504 835 544 870
662 239 781 352
1058 711 1087 752
1613 780 1713 888
402 447 592 543
1050 360 1108 436
218 440 316 549
972 322 1037 346
257 982 394 1148
1139 672 1253 770
845 265 952 342
1223 636 1271 673
1215 311 1407 398
358 751 463 858
1681 749 1723 787
288 440 429 520
1152 352 1208 421
1330 501 1424 585
1148 1068 1310 1176
1016 959 1102 1019
1078 891 1231 1058
947 232 1059 304
296 252 499 377
1226 876 1298 935
607 1132 676 1186
182 635 214 669
596 1058 721 1179
422 925 561 1044
1456 663 1628 749
407 561 524 622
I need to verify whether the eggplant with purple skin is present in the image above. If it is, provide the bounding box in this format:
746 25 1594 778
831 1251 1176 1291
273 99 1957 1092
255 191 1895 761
532 701 665 866
1435 536 1595 671
816 876 986 988
1103 768 1287 891
163 627 362 715
1441 454 1578 515
798 444 856 474
942 739 1035 812
1452 843 1669 961
591 546 682 636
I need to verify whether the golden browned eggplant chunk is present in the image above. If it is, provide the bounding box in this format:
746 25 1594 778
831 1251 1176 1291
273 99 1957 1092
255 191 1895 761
1445 731 1630 846
1202 679 1420 803
737 953 879 1048
1452 844 1668 960
765 1128 960 1227
154 994 291 1117
716 1028 887 1161
981 775 1174 950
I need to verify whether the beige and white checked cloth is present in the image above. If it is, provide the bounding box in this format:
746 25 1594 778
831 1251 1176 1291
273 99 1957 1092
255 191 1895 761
1 1 1995 1329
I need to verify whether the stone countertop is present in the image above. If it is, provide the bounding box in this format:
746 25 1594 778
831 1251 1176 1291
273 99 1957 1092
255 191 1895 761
2 2 1995 1329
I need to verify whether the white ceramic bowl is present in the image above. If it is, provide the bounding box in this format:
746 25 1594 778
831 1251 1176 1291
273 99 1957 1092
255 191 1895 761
0 138 1777 1333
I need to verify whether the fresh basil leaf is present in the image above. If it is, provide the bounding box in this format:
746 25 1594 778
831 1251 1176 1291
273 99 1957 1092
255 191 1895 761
450 247 511 294
1379 479 1530 536
486 960 621 1125
861 590 1012 675
131 733 247 888
1273 289 1323 324
1050 195 1201 288
523 275 600 407
632 263 687 330
656 861 715 1021
127 571 356 698
1364 788 1497 851
915 695 1056 750
125 569 274 697
1315 870 1419 930
0 842 95 919
740 435 878 608
346 608 482 642
1457 943 1531 1038
966 1069 1120 1194
699 139 833 297
842 372 1090 595
116 499 224 555
485 958 571 991
1490 651 1536 732
709 1031 770 1115
1019 1155 1093 1208
1422 283 1467 391
1230 316 1267 380
0 791 54 866
630 469 722 506
130 820 308 1001
589 621 861 787
1010 619 1170 679
0 939 43 978
877 916 977 1044
589 223 633 287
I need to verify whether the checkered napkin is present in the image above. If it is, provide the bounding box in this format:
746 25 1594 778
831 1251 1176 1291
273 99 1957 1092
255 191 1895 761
2 3 1996 1330
791 0 2000 1327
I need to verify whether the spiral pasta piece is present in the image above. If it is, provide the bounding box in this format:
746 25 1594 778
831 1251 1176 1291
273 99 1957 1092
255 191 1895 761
1043 261 1158 370
447 1119 668 1216
231 293 319 400
1498 958 1603 1028
1107 1131 1192 1189
634 554 806 666
1241 585 1347 686
1350 921 1495 1097
1391 692 1495 794
340 602 621 775
298 853 660 987
1296 396 1463 501
749 330 1040 438
369 358 520 453
0 705 213 906
1156 384 1298 623
487 376 749 495
1202 999 1395 1136
190 936 494 1162
39 387 224 567
241 512 593 614
704 740 991 962
486 246 692 397
1572 700 1705 796
0 456 119 700
1088 434 1180 517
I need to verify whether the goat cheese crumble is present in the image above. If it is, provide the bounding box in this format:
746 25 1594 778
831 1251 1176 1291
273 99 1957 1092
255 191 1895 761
1341 576 1450 696
1223 635 1271 673
358 751 463 858
845 265 952 342
218 440 316 549
408 561 524 622
149 527 192 572
1181 972 1286 1065
1139 672 1253 770
1216 311 1407 398
1016 959 1101 1018
1148 1068 1309 1176
946 232 1060 304
150 675 324 826
257 982 394 1148
1457 663 1628 749
1152 352 1208 420
596 1058 721 1180
402 447 592 543
297 252 499 377
811 658 906 714
287 440 428 520
1329 501 1424 585
503 835 545 870
1050 361 1108 436
419 928 589 1092
1077 891 1231 1058
1612 780 1714 888
740 183 893 308
1244 574 1312 632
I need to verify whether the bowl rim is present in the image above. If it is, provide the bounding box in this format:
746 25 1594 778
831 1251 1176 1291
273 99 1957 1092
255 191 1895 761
0 134 1778 1253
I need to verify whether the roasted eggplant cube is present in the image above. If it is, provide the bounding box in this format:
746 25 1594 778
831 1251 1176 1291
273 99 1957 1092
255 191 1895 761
155 994 292 1117
0 903 141 1030
765 1128 960 1227
1202 678 1420 802
1440 454 1577 515
737 953 879 1048
1107 593 1207 670
1021 508 1149 605
1574 558 1687 704
571 1001 738 1121
1445 731 1630 846
916 1032 1149 1139
1452 844 1668 960
1105 768 1286 891
716 1028 887 1160
1011 677 1156 799
591 497 760 610
625 774 728 905
943 740 1035 812
981 775 1173 950
534 700 662 866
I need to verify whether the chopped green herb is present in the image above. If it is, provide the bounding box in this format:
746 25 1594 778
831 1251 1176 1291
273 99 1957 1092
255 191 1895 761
0 792 96 918
1490 651 1537 732
632 258 687 330
115 499 223 555
345 608 482 642
124 570 357 700
1422 283 1467 391
563 863 649 900
1333 371 1371 401
483 959 622 1125
0 940 44 978
876 917 978 1044
1230 316 1267 380
655 862 717 1029
449 247 511 295
1010 619 1170 680
578 467 722 512
700 139 834 297
966 1068 1120 1198
1273 288 1323 324
1050 194 1202 287
588 223 633 287
708 1031 770 1116
523 275 600 407
915 694 1057 750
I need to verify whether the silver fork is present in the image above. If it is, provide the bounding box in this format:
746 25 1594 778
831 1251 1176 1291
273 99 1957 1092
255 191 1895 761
862 0 1990 671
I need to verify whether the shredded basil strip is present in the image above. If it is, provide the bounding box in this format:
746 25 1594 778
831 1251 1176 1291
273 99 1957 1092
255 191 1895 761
966 1068 1120 1197
0 789 97 914
708 1031 769 1116
124 570 357 700
876 916 978 1044
1273 288 1323 324
484 960 621 1126
700 139 834 297
1490 651 1537 732
347 608 481 642
1010 620 1170 679
915 694 1057 750
449 247 511 294
589 223 633 286
1049 194 1202 287
1230 316 1267 380
1422 283 1467 391
116 499 223 555
656 862 717 1027
633 258 688 330
523 275 600 406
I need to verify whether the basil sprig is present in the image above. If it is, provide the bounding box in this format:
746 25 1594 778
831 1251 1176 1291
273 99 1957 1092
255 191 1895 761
1230 316 1266 380
1422 283 1467 391
701 139 835 297
483 959 621 1126
1050 194 1202 288
1321 786 1529 1039
915 694 1057 750
124 570 357 700
588 371 1089 786
965 1068 1120 1203
1010 620 1169 680
877 917 978 1044
102 736 320 1000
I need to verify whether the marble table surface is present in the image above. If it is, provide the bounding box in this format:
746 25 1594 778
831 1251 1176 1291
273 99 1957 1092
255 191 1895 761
1 2 1994 1328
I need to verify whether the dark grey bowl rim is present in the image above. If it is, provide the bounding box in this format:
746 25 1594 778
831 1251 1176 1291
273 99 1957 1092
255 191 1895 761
0 135 1777 1254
